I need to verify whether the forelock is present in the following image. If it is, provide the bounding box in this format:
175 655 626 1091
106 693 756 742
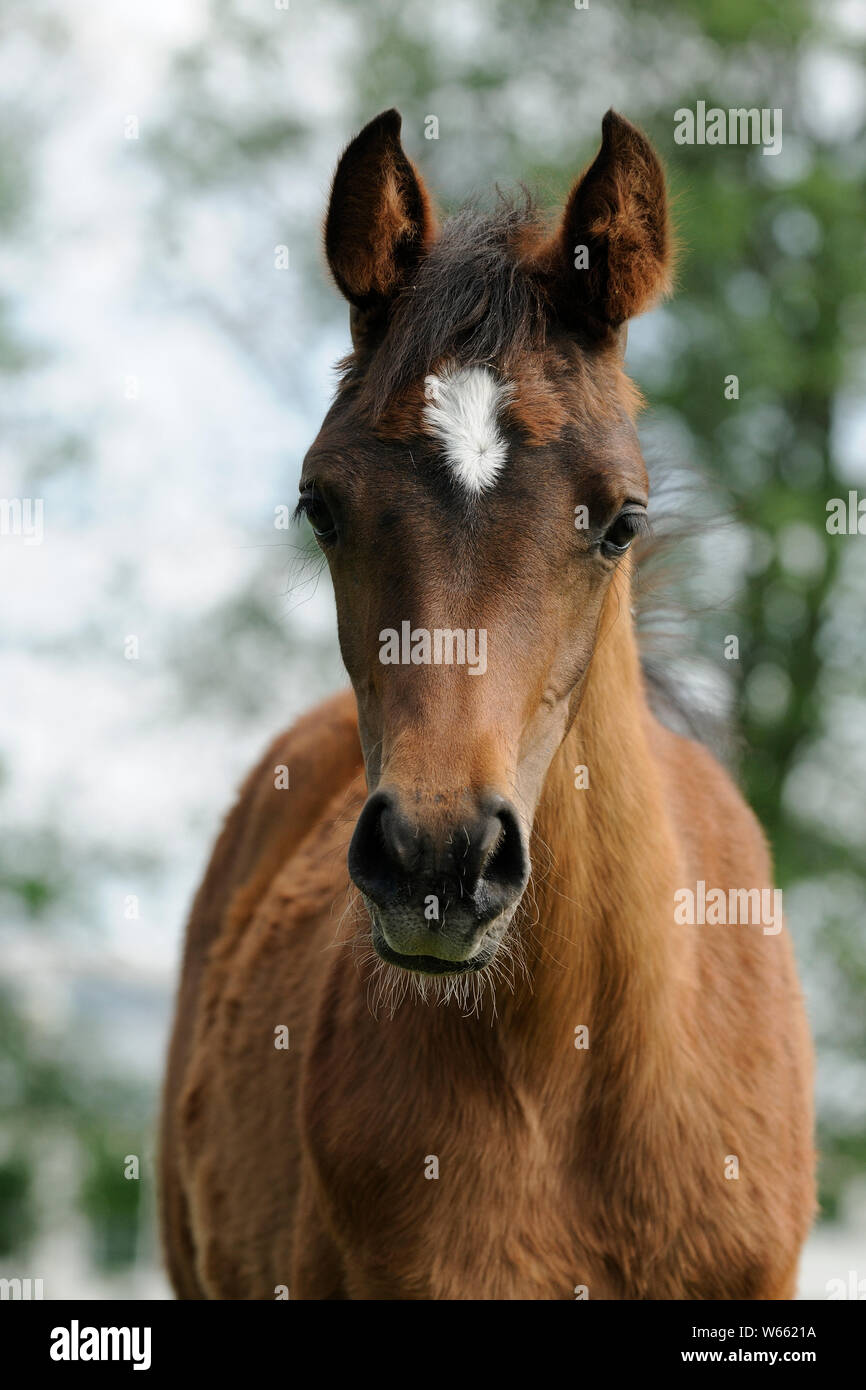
360 196 550 420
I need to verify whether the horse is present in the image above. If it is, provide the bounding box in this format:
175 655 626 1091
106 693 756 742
159 109 815 1299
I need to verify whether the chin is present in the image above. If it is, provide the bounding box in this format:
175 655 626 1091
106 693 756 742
368 908 513 978
360 906 523 1016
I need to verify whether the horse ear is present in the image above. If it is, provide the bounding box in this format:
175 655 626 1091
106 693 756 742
537 110 672 334
324 109 436 329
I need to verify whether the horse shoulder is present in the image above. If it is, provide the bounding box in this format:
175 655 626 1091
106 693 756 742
159 687 363 1297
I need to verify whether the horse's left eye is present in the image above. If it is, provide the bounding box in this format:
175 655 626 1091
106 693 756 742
296 488 338 544
601 509 648 557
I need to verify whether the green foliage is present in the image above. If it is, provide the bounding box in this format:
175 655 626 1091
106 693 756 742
0 1156 36 1255
79 1131 143 1272
0 985 150 1273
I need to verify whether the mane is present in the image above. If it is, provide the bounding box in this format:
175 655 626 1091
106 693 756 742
633 503 738 768
362 195 551 419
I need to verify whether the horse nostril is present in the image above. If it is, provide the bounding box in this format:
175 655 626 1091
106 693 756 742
477 799 528 897
348 789 416 906
473 815 504 874
380 803 417 875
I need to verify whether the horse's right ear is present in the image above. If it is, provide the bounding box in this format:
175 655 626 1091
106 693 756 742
324 109 436 340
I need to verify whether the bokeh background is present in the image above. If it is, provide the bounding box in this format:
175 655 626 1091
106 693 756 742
1 0 864 1298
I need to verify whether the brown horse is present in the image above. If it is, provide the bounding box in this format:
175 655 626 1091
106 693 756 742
159 109 815 1299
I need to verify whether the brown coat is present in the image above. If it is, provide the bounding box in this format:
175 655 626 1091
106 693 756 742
160 663 814 1299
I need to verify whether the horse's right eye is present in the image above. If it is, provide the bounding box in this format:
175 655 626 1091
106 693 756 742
296 489 338 544
601 507 649 558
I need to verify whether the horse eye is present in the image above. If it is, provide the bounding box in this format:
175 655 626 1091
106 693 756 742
601 508 648 557
297 489 337 544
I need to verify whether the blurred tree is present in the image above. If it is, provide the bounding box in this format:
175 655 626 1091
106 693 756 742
0 1157 35 1256
80 1127 144 1271
0 0 153 1284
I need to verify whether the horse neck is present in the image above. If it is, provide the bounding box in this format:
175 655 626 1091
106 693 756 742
502 574 685 1069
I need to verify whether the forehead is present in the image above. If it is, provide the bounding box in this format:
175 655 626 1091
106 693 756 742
307 347 646 502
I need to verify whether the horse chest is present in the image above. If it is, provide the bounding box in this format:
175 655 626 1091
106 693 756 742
302 1034 776 1300
303 1042 603 1298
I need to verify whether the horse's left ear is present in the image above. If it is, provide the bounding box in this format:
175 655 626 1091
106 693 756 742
325 108 437 341
535 110 672 335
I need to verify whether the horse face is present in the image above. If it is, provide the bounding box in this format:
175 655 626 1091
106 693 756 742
298 109 669 976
